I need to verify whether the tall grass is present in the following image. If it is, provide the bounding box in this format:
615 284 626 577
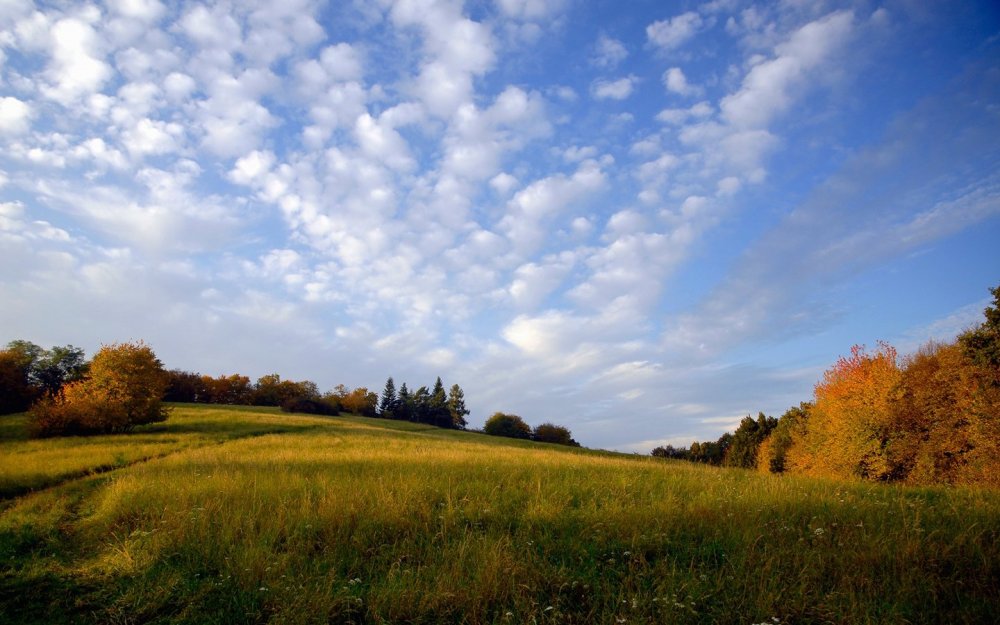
1 405 997 624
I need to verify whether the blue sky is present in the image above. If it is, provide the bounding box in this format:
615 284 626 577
1 0 998 451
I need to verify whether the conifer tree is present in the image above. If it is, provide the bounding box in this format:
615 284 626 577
379 377 396 418
447 383 469 429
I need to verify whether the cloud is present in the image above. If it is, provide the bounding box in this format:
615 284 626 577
662 67 700 96
720 10 854 129
646 11 704 50
663 60 1000 357
42 16 113 104
592 75 638 100
0 97 33 134
592 34 628 69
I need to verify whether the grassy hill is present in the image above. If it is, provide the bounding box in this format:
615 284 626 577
1 405 997 624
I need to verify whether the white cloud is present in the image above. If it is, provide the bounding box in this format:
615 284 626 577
108 0 166 23
592 75 638 100
592 34 628 69
646 11 704 50
720 10 854 129
496 0 567 20
42 17 113 104
0 96 33 134
662 67 700 96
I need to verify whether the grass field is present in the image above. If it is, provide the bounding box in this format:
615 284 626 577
1 404 998 624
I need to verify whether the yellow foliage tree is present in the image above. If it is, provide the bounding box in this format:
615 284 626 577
787 343 901 480
29 341 168 437
893 342 1000 487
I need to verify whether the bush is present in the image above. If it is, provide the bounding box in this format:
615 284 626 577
280 396 340 416
29 341 168 437
483 413 532 439
532 422 580 446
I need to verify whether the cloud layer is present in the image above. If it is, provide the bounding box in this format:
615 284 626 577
1 0 998 450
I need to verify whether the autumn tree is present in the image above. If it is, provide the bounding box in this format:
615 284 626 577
483 412 532 439
29 341 168 437
786 343 901 480
757 403 811 474
891 341 1000 486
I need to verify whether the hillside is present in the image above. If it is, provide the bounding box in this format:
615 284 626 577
1 404 998 624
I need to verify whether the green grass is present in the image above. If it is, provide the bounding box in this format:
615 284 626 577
1 404 997 624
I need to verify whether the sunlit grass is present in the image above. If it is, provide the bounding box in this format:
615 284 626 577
1 405 997 624
0 404 327 499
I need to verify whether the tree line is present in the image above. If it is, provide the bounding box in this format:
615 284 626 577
376 376 470 429
0 335 585 445
653 284 1000 488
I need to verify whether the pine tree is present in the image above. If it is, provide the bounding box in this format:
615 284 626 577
447 383 469 429
379 377 396 418
396 383 411 421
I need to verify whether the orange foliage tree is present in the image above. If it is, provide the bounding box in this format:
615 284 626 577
893 341 1000 487
787 342 901 480
29 341 168 437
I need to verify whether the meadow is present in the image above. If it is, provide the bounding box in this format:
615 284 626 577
1 405 997 624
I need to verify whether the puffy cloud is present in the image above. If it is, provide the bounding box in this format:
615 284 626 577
646 11 704 50
0 96 33 134
720 11 854 129
592 34 628 69
42 17 113 104
592 75 638 100
662 67 700 96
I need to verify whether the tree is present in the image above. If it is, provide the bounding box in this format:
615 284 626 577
395 383 412 421
483 412 532 439
891 341 1000 486
339 386 378 416
447 383 469 429
0 349 33 414
758 403 811 474
787 343 901 480
725 412 777 469
30 345 87 397
1 341 88 412
29 341 169 436
532 422 580 446
959 284 1000 382
379 377 397 418
427 377 451 427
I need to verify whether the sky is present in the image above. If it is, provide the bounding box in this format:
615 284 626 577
1 0 998 452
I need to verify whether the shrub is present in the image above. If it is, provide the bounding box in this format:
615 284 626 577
29 341 168 437
532 422 581 446
483 413 532 439
280 396 340 416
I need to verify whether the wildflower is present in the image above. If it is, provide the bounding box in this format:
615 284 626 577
813 527 824 536
544 606 554 612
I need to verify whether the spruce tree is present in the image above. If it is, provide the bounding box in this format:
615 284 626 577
379 377 396 418
447 383 469 429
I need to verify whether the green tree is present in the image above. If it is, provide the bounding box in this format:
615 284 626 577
959 284 1000 382
446 383 469 429
29 341 169 436
0 349 33 414
32 345 87 397
395 383 412 421
725 412 777 469
532 422 580 446
758 403 811 474
379 377 397 418
483 412 532 439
